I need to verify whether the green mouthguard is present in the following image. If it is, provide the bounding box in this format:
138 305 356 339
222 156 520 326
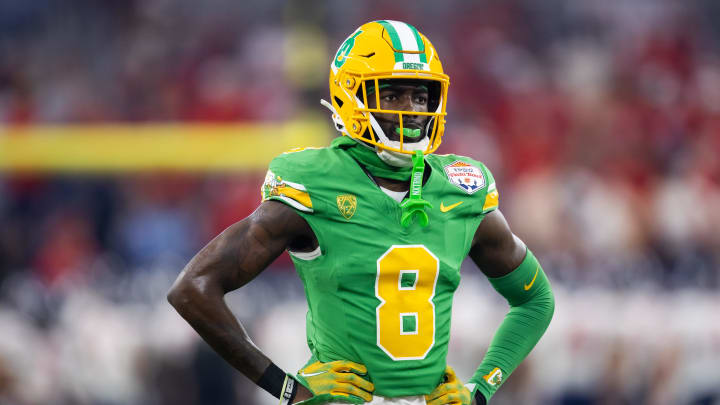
395 127 422 139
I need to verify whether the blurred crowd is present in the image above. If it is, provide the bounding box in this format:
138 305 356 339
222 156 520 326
1 0 719 404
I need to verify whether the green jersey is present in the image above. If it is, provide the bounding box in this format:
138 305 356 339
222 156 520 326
261 143 499 397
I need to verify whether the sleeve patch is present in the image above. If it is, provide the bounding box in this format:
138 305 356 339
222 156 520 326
443 160 485 194
261 170 313 212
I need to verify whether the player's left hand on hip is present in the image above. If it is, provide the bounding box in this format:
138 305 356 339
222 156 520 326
294 359 374 404
424 366 472 405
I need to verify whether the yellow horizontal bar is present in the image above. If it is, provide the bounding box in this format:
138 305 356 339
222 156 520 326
0 121 331 172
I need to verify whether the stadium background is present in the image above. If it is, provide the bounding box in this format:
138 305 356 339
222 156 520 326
1 0 719 404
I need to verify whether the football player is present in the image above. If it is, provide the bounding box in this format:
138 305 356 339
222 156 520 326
168 20 554 405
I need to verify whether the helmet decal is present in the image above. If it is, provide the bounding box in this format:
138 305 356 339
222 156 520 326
333 29 363 72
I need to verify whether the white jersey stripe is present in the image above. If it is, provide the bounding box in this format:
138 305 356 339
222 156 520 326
283 179 307 191
276 195 312 213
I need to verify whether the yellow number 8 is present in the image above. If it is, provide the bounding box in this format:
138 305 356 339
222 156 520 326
376 245 439 360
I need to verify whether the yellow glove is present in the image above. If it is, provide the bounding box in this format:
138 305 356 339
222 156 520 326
295 360 374 404
425 366 472 405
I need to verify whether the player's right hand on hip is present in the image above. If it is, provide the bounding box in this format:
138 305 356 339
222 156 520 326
294 360 374 404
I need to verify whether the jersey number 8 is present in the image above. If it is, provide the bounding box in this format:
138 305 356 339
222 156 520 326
375 245 439 360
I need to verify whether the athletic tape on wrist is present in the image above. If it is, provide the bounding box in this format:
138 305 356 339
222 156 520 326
279 374 299 405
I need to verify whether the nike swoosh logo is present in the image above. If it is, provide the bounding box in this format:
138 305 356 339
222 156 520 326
524 266 540 291
299 371 327 378
440 201 463 212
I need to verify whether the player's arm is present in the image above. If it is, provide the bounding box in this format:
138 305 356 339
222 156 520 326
166 200 322 403
465 209 555 404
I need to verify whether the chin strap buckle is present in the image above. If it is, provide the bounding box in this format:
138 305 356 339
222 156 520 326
400 150 433 227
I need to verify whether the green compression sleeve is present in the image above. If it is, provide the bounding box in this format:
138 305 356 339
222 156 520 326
468 249 555 403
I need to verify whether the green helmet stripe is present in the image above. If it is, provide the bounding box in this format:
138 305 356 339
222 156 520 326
377 20 404 63
378 20 428 68
409 26 428 63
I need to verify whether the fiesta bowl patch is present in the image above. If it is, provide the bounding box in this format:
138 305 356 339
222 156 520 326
444 161 485 194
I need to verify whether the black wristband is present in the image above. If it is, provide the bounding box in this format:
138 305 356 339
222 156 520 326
257 363 287 399
475 390 488 405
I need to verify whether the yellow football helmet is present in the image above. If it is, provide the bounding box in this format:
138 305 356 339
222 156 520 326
321 20 449 163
